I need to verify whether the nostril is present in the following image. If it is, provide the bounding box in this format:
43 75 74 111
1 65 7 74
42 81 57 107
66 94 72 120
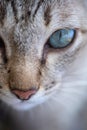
11 88 37 100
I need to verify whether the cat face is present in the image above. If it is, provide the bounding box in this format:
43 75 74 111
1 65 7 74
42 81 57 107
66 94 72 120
0 0 87 110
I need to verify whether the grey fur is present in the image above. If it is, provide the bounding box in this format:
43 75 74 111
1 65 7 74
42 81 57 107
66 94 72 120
0 0 87 130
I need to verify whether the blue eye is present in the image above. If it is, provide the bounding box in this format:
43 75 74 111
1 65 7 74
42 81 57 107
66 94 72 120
49 29 75 49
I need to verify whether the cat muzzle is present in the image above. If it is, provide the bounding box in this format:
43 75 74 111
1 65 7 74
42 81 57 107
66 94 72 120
11 88 37 100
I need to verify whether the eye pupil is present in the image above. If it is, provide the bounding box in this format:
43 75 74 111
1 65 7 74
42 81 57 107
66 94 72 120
48 29 75 49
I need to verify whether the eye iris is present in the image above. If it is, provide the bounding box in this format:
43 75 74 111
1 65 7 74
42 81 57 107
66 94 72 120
49 29 75 48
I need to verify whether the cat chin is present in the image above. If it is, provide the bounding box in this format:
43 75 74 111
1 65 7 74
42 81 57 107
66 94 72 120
0 86 58 111
0 92 49 111
5 99 47 111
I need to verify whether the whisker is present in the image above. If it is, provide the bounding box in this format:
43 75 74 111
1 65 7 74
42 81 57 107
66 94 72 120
52 93 80 110
0 91 13 99
50 96 75 117
0 92 10 98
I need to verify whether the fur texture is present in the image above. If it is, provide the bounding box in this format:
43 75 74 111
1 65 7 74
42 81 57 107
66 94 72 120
0 0 87 130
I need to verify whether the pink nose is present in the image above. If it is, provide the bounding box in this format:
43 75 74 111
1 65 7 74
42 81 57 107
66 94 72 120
12 89 37 100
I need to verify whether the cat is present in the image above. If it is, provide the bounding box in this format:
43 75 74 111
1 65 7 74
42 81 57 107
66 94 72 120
0 0 87 130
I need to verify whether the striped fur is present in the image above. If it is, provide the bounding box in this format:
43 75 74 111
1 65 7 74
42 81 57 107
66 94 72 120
0 0 87 130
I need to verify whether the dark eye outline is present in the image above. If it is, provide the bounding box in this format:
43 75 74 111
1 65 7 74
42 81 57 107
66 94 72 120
0 37 5 48
46 29 76 49
0 37 7 64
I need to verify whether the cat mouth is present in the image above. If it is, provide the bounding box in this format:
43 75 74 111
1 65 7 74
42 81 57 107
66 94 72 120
0 88 49 110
